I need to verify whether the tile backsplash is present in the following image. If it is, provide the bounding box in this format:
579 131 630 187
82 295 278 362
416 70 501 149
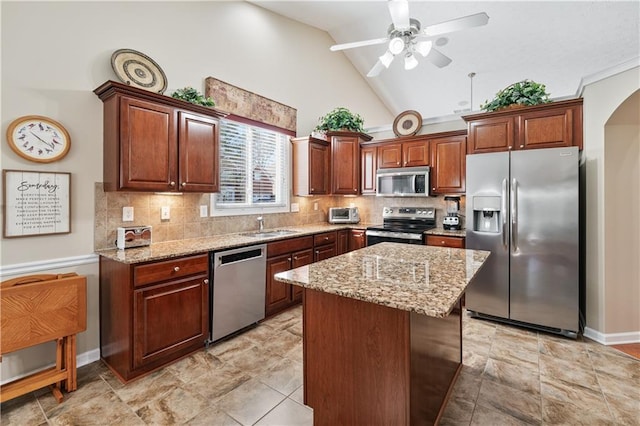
94 183 464 250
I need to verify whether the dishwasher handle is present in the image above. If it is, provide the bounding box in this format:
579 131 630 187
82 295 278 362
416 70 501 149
216 246 265 267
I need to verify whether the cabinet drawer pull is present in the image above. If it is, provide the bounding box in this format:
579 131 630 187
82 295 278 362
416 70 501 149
173 266 180 272
204 279 209 285
441 240 445 245
324 237 329 241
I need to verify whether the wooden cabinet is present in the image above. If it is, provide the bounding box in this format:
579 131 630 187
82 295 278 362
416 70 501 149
292 136 330 196
377 137 429 169
349 228 366 251
360 145 377 195
337 229 350 255
266 236 314 316
425 235 465 248
314 231 337 261
99 253 209 382
429 131 467 194
94 80 224 192
463 99 583 155
327 131 373 195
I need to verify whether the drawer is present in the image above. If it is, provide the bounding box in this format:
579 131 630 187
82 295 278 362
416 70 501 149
133 254 208 287
425 235 465 248
268 236 314 258
314 231 336 246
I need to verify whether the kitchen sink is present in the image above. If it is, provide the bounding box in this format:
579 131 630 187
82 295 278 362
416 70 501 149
241 230 299 238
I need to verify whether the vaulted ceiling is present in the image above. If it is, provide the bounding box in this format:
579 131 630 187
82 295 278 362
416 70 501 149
251 1 640 121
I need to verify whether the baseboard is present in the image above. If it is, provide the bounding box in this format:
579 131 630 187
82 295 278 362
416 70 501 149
0 348 101 386
583 327 640 345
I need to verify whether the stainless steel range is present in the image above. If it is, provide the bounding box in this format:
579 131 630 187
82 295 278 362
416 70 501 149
365 207 436 246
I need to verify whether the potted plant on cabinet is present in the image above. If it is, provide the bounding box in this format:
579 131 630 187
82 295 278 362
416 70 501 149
171 87 215 107
313 107 365 139
480 79 551 112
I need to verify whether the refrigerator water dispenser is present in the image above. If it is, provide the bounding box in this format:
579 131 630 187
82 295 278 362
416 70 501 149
472 196 501 233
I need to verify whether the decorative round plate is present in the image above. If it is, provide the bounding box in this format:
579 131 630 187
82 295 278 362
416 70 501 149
111 49 167 94
393 110 422 137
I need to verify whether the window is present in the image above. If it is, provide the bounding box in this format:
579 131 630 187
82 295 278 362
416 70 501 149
211 119 290 216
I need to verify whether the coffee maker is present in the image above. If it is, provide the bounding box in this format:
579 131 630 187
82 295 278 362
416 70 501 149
443 196 462 230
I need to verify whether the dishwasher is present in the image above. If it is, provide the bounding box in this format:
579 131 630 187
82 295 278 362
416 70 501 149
210 244 267 342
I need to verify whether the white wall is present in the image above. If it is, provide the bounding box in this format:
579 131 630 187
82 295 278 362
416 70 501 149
0 1 392 381
582 67 640 342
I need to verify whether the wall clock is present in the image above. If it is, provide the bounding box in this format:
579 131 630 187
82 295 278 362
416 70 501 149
393 110 423 137
6 115 71 163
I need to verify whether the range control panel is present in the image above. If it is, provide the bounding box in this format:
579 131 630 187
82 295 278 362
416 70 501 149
382 207 435 219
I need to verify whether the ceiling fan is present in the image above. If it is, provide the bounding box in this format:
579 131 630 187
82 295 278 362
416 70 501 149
330 0 489 77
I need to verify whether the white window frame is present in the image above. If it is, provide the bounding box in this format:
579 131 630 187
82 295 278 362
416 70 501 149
210 118 291 217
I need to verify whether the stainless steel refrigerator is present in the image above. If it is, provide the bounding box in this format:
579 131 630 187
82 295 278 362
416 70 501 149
465 146 581 336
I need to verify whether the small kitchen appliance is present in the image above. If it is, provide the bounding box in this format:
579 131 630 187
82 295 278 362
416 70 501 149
328 207 360 224
116 226 152 250
443 196 462 230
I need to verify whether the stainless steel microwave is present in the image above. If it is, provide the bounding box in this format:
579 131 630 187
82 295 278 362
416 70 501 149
376 166 430 197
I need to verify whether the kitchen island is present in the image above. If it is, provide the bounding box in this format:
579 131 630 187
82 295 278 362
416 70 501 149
275 242 490 425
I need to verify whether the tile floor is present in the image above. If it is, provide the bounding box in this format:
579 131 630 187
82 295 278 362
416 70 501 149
2 306 639 425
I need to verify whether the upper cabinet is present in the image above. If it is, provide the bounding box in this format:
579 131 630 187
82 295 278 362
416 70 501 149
291 136 330 196
428 130 467 195
463 99 583 155
327 131 372 195
360 145 377 195
94 81 225 192
377 136 429 168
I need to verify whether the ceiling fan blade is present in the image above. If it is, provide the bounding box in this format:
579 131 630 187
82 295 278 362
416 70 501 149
388 0 410 30
425 48 452 68
423 12 489 37
330 37 389 52
367 60 387 77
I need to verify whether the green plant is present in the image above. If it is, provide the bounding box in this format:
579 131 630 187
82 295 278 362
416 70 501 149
480 80 551 112
171 87 215 107
314 107 364 133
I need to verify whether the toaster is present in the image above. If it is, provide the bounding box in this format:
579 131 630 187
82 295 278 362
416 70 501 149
116 226 152 250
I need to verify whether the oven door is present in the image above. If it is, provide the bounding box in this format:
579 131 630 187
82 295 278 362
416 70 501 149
365 230 424 246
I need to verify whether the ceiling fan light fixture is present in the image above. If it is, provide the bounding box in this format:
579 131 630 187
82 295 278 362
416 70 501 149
388 37 405 55
404 53 419 70
415 40 433 57
379 50 394 68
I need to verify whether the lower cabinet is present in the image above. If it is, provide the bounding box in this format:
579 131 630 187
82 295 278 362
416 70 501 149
425 235 465 248
266 236 314 317
99 253 209 382
349 228 366 251
337 229 350 255
314 231 337 262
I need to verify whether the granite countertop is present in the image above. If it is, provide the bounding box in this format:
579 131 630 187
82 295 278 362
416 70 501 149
274 242 490 318
424 227 466 238
96 223 372 264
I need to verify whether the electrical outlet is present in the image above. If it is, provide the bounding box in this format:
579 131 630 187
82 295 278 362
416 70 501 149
161 206 170 220
313 202 318 211
122 206 134 222
200 205 208 217
290 203 299 212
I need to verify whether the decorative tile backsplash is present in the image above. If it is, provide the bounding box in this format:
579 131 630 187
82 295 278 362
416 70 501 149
94 183 463 251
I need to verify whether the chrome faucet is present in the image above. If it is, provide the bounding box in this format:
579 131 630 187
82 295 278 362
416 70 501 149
257 216 264 232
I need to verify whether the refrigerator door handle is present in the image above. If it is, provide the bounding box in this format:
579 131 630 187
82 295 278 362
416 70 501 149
501 178 508 248
511 178 518 252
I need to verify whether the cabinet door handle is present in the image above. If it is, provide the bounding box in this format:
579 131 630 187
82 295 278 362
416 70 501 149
173 266 180 272
203 279 209 285
324 236 329 241
519 144 524 148
169 181 176 187
508 146 512 150
287 257 291 262
181 182 187 187
293 256 298 260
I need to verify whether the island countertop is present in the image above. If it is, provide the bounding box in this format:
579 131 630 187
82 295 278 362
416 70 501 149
275 242 490 318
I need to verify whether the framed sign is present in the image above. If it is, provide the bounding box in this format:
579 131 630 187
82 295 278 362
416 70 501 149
3 170 71 238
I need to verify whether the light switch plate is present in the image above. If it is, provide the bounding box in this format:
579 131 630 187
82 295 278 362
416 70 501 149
161 206 170 220
313 202 318 211
200 205 208 217
123 206 134 222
